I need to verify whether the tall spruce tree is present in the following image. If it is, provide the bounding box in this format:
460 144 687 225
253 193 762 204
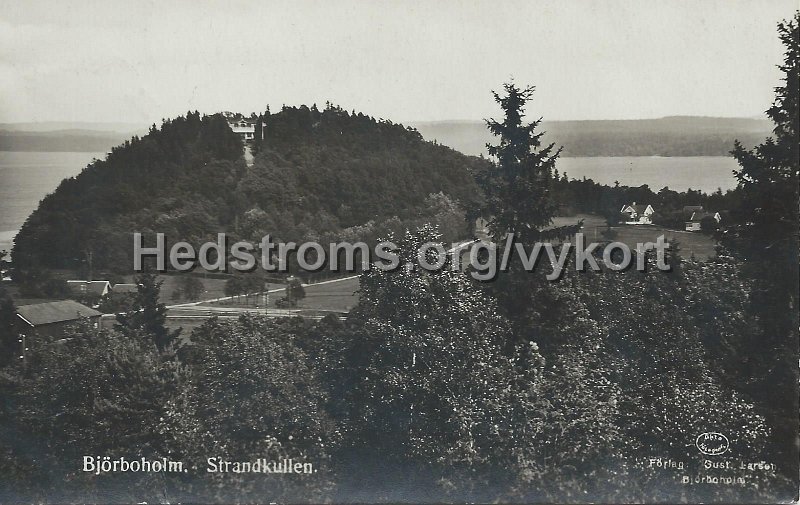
725 11 799 475
482 82 580 244
727 12 799 322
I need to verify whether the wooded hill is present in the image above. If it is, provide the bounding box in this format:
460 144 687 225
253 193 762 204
11 105 486 275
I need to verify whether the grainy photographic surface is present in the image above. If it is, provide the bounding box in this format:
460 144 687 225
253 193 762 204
0 1 798 503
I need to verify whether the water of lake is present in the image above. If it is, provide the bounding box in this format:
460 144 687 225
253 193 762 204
0 152 740 254
0 151 105 253
557 156 739 193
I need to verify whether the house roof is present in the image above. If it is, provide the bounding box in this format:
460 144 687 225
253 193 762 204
622 203 652 214
16 300 102 327
689 211 719 222
66 280 110 296
86 281 110 295
112 283 139 294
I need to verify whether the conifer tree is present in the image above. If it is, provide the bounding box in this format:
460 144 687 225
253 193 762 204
725 13 799 350
723 12 799 474
482 82 581 244
727 13 799 315
116 272 180 350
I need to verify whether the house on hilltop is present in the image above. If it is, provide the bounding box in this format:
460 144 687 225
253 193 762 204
620 202 655 225
229 119 256 141
222 111 257 142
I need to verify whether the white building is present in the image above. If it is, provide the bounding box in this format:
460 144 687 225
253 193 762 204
685 210 721 232
221 111 257 142
620 203 655 225
229 119 255 141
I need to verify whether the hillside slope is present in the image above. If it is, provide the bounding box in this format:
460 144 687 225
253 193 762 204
12 106 485 275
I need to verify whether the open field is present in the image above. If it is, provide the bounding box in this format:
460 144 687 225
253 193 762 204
152 274 229 304
613 224 716 260
8 214 714 336
164 276 360 333
201 275 360 312
552 213 717 261
290 276 359 312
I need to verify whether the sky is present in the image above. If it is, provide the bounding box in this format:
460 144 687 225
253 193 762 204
0 0 796 125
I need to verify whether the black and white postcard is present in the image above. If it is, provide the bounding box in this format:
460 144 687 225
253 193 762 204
0 1 798 503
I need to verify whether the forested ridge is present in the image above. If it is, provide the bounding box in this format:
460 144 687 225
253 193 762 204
11 105 485 275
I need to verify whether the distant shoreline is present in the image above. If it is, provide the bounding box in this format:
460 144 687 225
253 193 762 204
1 115 772 157
0 148 739 158
0 230 17 257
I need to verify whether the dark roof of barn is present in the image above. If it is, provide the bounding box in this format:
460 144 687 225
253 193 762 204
16 300 102 327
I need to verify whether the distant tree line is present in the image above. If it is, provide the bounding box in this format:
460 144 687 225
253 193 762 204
548 175 743 228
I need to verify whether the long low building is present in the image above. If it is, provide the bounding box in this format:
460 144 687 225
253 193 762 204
15 299 102 340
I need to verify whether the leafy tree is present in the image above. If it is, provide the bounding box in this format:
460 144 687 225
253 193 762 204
0 250 9 279
116 272 180 350
344 227 548 500
16 269 71 299
97 292 135 315
3 322 190 502
161 315 337 502
699 215 718 234
286 276 305 304
223 276 242 302
179 275 203 301
418 192 467 244
542 251 781 500
0 283 16 367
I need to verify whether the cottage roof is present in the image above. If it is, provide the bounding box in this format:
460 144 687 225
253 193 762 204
112 283 139 294
689 211 718 222
66 280 110 296
16 300 101 327
622 203 652 214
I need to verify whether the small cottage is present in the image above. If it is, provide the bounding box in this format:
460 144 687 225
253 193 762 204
685 210 721 232
620 202 655 225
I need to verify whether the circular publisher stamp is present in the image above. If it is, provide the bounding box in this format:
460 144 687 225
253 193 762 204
695 432 729 456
